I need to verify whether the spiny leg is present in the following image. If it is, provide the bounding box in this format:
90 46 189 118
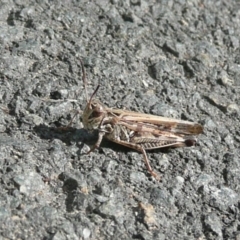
86 131 105 154
57 110 81 131
104 137 162 180
65 110 81 128
140 146 161 181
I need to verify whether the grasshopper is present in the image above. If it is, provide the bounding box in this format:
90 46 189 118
78 59 203 180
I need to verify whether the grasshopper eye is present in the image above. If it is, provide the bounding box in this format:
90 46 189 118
89 111 102 119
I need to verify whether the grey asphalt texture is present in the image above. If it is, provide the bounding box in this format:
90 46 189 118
0 1 240 239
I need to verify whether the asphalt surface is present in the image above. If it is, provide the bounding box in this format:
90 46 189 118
0 1 239 239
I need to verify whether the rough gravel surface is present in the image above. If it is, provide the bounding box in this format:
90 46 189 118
0 1 240 239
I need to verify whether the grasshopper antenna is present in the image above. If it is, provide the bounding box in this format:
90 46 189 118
89 85 99 102
79 58 100 105
85 84 100 110
79 58 89 102
57 58 100 130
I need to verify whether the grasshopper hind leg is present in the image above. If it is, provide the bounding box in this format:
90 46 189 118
104 136 162 180
140 146 161 181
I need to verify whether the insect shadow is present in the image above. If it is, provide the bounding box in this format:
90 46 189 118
33 124 171 157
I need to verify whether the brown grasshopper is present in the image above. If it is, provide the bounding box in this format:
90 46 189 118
78 59 203 180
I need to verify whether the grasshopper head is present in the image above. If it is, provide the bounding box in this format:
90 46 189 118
82 99 107 130
82 85 108 130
